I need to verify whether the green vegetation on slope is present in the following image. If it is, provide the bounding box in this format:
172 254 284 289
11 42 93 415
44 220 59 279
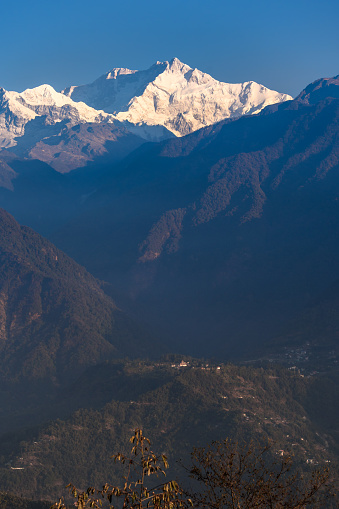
0 209 160 388
0 492 50 509
0 361 337 501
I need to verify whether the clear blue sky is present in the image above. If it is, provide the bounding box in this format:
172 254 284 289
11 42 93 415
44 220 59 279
1 0 338 97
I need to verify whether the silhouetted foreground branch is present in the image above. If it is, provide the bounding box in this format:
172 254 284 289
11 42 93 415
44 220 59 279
52 430 336 509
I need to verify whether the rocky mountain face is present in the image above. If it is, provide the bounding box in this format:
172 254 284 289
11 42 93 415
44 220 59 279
0 209 159 386
16 122 145 173
0 84 112 146
0 85 145 173
63 57 292 140
0 59 291 173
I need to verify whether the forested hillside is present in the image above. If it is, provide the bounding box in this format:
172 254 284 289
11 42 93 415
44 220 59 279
0 209 159 389
0 360 337 501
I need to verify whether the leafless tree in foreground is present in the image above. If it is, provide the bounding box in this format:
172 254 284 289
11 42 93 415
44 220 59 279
185 439 335 509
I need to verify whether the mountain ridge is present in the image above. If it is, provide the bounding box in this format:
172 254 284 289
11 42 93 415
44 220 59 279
0 208 160 386
0 58 292 171
48 75 339 358
63 57 292 139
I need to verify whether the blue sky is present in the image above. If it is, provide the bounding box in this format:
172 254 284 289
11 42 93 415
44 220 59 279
1 0 338 97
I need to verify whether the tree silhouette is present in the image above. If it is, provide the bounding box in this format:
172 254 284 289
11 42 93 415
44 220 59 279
52 433 336 509
52 429 189 509
185 439 335 509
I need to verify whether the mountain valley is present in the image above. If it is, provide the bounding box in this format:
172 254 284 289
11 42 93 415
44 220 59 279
32 75 339 362
0 67 338 506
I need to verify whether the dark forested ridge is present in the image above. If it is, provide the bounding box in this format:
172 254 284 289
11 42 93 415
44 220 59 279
0 209 160 390
0 360 337 501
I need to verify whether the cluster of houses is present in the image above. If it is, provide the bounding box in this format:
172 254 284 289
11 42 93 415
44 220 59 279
170 360 221 370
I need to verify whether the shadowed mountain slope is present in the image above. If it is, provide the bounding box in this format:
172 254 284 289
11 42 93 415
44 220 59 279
11 121 145 173
50 76 339 359
0 209 159 386
264 277 339 369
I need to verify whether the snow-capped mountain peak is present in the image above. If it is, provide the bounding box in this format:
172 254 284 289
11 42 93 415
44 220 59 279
63 58 292 139
166 57 191 72
19 84 69 107
0 83 114 149
16 83 111 122
0 58 293 161
106 68 138 80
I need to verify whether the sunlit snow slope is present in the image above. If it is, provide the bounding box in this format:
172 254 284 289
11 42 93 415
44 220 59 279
63 58 292 140
0 84 114 148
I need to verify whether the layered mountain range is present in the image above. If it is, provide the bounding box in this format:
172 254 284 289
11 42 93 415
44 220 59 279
0 67 339 506
0 72 338 363
0 58 291 172
43 74 339 360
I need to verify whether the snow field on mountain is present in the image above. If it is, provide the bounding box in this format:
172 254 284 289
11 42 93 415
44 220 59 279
0 58 292 150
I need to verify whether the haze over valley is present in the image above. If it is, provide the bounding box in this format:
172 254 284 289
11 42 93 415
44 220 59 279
0 5 339 504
